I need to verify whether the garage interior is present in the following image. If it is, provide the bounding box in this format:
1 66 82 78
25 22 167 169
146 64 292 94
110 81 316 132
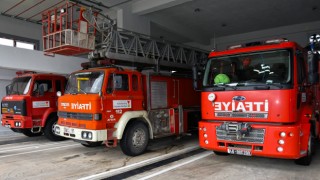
1 0 320 179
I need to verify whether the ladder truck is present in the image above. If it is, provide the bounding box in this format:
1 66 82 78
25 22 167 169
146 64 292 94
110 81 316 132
1 72 66 141
41 1 206 156
193 36 320 165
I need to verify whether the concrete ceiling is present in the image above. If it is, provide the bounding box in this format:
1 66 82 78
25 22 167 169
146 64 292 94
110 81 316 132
0 0 129 23
141 0 320 43
1 0 320 44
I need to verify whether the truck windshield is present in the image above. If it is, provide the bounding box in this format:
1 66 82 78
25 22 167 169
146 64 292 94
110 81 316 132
203 50 291 87
7 77 32 95
65 71 104 94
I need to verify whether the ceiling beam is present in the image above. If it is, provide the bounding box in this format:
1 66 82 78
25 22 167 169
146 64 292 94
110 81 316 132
132 0 192 15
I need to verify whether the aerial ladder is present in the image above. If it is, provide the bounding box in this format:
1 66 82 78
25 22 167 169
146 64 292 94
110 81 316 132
41 1 208 71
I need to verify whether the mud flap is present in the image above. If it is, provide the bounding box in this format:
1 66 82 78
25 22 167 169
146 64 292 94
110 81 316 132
105 128 117 147
300 123 311 155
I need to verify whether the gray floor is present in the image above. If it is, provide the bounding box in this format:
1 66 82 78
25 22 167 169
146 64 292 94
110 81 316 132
0 126 319 180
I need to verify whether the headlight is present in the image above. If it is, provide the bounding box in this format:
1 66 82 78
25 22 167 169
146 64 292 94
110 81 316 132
55 126 60 134
277 147 284 152
88 133 92 139
94 113 102 120
82 131 93 139
82 132 88 139
278 139 285 145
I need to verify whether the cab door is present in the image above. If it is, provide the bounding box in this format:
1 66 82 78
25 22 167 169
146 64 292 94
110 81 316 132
105 73 132 123
30 78 55 127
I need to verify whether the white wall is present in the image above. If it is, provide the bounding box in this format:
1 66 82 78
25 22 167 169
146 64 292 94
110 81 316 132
0 15 42 50
0 45 87 74
117 4 150 35
213 21 320 51
0 79 12 119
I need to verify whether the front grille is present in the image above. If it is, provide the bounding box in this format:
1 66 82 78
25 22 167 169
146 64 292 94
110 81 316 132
216 128 265 144
215 112 268 118
1 100 27 116
58 111 92 120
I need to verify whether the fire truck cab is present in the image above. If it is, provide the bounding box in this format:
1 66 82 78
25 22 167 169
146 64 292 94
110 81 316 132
1 72 66 141
54 63 200 156
194 39 319 165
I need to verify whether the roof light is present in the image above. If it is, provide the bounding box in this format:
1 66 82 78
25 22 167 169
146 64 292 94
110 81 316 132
227 44 243 50
264 38 288 44
16 71 36 76
97 59 114 66
81 62 90 69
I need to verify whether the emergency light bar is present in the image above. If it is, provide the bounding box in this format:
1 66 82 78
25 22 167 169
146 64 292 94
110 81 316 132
227 38 288 50
264 38 288 44
16 71 37 76
81 59 117 69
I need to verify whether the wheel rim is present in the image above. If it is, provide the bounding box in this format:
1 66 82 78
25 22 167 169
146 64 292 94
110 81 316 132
132 128 146 148
307 135 312 156
52 122 57 134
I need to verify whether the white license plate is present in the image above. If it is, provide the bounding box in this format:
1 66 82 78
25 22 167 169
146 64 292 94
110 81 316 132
227 148 252 156
4 124 11 128
64 127 74 134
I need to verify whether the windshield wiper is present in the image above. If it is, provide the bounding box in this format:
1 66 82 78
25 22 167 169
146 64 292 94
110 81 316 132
254 83 283 89
232 82 283 89
78 87 87 94
266 83 283 89
68 85 87 95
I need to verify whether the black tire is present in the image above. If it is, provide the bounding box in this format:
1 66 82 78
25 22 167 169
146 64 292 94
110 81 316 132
81 141 103 147
120 121 149 156
213 151 230 156
44 116 66 141
21 129 43 137
295 134 314 166
10 128 21 133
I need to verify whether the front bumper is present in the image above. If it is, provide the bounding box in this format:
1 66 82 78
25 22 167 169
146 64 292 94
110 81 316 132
1 115 33 129
199 120 307 159
54 124 108 142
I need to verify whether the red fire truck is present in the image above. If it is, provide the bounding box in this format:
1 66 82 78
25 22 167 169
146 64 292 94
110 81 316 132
194 38 320 165
1 72 66 141
54 63 200 156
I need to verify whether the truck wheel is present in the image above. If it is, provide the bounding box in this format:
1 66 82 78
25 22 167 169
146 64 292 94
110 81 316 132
295 134 314 166
81 141 103 147
44 116 66 141
120 121 149 156
213 151 229 156
21 129 43 137
10 128 20 133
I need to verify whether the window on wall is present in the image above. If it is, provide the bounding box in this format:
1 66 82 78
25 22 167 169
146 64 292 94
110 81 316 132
0 38 14 47
16 41 35 50
0 33 39 50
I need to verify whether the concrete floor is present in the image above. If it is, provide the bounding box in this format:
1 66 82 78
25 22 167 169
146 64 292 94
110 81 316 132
0 125 320 180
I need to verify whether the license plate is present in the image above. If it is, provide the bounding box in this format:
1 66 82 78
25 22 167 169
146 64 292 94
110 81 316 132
4 124 11 128
227 148 252 156
64 127 74 134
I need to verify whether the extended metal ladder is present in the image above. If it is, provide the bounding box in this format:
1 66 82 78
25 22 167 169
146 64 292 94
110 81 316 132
83 8 208 70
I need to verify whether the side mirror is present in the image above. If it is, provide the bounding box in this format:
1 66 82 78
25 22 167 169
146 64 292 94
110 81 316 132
107 88 113 94
307 52 319 85
5 84 12 95
38 84 45 96
192 66 202 91
56 91 62 97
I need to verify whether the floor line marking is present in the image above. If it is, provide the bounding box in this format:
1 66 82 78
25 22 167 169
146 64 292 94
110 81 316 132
138 151 213 180
79 145 200 180
0 141 74 152
0 144 79 159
